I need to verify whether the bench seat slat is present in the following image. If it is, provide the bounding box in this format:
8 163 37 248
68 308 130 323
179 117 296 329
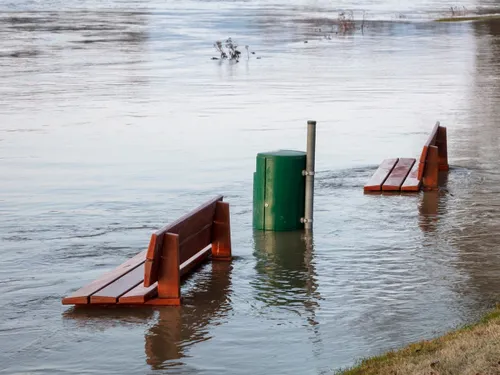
118 282 158 304
90 264 145 304
119 246 212 305
401 162 421 191
62 249 147 305
382 158 416 191
364 158 398 192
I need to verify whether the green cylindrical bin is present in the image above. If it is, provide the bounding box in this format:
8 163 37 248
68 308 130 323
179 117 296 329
253 150 306 231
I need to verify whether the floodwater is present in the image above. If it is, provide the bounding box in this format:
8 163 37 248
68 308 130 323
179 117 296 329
1 0 500 374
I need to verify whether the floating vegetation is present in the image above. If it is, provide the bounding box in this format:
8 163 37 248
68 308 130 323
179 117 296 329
337 11 356 33
321 10 366 40
449 5 469 17
212 38 257 62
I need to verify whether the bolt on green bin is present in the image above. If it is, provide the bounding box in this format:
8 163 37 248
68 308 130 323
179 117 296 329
253 150 306 231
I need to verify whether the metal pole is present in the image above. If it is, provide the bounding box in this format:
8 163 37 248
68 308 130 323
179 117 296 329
304 120 316 230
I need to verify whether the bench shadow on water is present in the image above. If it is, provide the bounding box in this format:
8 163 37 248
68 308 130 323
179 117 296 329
62 261 234 370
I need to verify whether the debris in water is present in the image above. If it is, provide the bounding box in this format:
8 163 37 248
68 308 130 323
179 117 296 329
213 37 246 62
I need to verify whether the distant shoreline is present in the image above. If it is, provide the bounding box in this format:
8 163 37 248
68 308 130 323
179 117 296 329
435 14 500 22
336 305 500 375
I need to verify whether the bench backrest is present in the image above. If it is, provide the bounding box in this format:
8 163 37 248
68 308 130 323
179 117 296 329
417 122 440 180
144 195 223 287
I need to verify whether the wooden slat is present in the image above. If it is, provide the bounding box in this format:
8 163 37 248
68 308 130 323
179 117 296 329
144 196 222 286
118 246 212 305
382 158 416 191
401 162 421 192
118 282 158 304
90 264 145 304
179 224 212 264
418 122 440 179
363 158 398 192
146 195 222 259
62 249 147 305
180 245 212 277
144 233 163 288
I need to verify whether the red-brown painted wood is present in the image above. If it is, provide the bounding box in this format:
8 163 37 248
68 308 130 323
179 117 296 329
364 158 398 192
90 264 145 304
63 195 231 307
157 233 181 301
144 233 162 288
118 282 158 304
179 224 212 264
212 201 232 260
119 246 212 304
436 126 449 171
62 249 147 305
418 122 440 180
180 245 212 277
144 196 222 287
401 162 421 192
422 145 439 190
382 158 416 191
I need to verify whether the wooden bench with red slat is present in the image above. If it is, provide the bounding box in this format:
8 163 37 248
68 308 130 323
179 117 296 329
363 158 398 192
62 196 233 307
364 122 449 193
143 196 232 306
401 162 421 192
382 158 416 191
61 249 147 305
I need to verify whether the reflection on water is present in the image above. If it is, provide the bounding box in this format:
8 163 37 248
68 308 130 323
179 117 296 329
145 262 233 370
63 306 155 327
444 18 500 309
418 172 450 233
62 261 233 371
252 230 320 325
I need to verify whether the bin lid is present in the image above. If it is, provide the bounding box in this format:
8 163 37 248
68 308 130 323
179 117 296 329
256 149 306 159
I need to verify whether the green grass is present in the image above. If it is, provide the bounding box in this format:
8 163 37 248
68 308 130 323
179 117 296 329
435 14 500 22
335 305 500 375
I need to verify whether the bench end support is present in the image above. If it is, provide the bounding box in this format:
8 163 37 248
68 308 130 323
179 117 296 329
157 233 181 301
422 145 439 191
211 201 232 261
436 126 449 171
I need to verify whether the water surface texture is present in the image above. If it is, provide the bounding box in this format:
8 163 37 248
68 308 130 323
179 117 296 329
1 0 500 374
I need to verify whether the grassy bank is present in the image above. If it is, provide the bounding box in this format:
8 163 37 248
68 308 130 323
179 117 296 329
337 306 500 375
435 14 500 22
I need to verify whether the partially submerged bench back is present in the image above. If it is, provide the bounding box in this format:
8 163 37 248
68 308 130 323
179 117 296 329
417 122 440 180
144 195 223 287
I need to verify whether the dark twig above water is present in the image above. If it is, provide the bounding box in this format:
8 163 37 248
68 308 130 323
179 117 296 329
212 37 246 62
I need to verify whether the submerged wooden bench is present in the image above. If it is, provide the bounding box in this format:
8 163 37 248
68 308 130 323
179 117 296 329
62 195 232 307
364 122 449 192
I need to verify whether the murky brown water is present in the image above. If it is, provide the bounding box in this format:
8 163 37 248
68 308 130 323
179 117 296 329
1 1 500 374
